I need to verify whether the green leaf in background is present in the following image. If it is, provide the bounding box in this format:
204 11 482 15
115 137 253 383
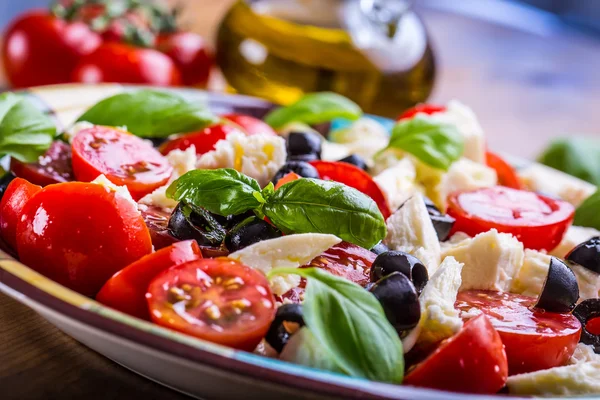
0 93 56 163
538 137 600 186
166 169 263 216
264 92 362 129
77 89 218 138
386 115 463 170
263 178 386 249
268 267 404 383
574 188 600 228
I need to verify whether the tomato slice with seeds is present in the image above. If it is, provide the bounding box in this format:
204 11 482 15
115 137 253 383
456 290 581 375
10 141 74 186
447 186 574 250
147 258 276 351
72 126 172 200
309 160 391 219
159 123 244 156
397 104 446 121
0 177 41 250
485 151 523 190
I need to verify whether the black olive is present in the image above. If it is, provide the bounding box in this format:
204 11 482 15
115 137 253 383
370 241 389 256
265 304 305 353
210 210 255 230
370 251 428 294
225 216 283 252
168 202 226 247
369 272 421 333
535 257 579 313
338 154 367 171
0 172 16 202
146 137 167 147
286 131 321 160
566 237 600 274
423 196 441 215
271 161 320 185
288 154 319 162
573 299 600 353
421 196 455 241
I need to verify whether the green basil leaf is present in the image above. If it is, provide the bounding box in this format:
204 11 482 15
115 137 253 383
0 93 56 163
386 115 463 170
77 89 218 137
263 178 385 249
268 267 404 383
166 169 262 216
264 92 362 129
538 137 600 186
574 188 600 228
279 327 343 374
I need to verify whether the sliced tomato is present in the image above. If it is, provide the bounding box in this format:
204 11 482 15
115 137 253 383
274 172 301 190
0 178 41 250
397 104 446 121
159 123 244 156
71 126 172 200
96 240 202 320
456 290 581 375
404 314 507 394
10 141 74 186
309 160 391 219
146 258 276 351
486 151 523 189
222 114 277 136
16 182 152 296
447 186 574 250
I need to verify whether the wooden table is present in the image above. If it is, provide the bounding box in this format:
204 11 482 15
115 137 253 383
3 1 600 399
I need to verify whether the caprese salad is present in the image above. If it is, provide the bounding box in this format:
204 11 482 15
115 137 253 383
1 88 599 396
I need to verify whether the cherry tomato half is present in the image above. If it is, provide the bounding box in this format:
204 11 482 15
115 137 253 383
146 258 276 351
309 160 391 219
16 182 152 296
486 151 523 190
404 314 508 394
397 104 446 121
160 123 244 156
447 186 574 250
71 126 172 200
10 141 74 186
456 290 581 375
97 240 202 320
0 178 41 251
156 31 213 87
221 114 277 137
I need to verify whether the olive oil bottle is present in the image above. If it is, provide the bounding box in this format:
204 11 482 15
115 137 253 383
216 0 436 118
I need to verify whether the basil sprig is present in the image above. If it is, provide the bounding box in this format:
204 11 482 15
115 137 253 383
166 169 386 249
264 92 362 130
268 267 404 383
385 115 463 170
538 137 600 186
574 188 600 228
77 89 217 137
0 93 56 163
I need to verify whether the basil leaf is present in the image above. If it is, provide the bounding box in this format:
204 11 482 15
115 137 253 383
166 169 263 216
264 92 362 129
268 267 404 383
263 178 385 249
538 137 600 186
386 115 463 170
574 188 600 228
0 93 56 163
279 327 343 374
77 89 217 137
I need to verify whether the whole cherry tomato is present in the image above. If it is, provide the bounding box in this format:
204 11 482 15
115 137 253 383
397 104 446 121
485 151 523 190
221 114 277 136
160 123 244 156
0 178 41 251
156 31 213 87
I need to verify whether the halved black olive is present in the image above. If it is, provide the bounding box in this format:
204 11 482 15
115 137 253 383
535 257 579 313
566 237 600 274
422 196 455 241
265 304 305 353
573 299 600 353
271 161 320 185
168 202 226 247
0 172 16 202
225 216 283 252
286 131 321 160
370 241 389 256
146 137 167 147
370 251 428 294
369 272 421 333
338 154 367 171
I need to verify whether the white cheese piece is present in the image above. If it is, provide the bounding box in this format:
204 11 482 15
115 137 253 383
197 132 287 187
550 225 600 259
507 362 600 396
417 256 464 346
373 158 417 211
442 229 524 292
383 193 441 274
510 249 551 297
439 231 471 253
64 121 95 143
568 344 600 365
370 148 405 176
519 163 596 207
228 233 342 296
571 262 600 301
91 174 136 208
325 118 390 166
320 140 351 162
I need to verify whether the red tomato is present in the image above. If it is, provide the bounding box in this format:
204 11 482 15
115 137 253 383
16 182 152 296
221 114 277 136
2 11 101 88
587 317 600 335
0 178 41 250
447 186 574 250
397 104 446 121
72 42 181 86
159 123 244 155
456 290 581 375
404 315 508 394
156 31 212 87
146 258 276 350
71 126 172 200
10 141 74 186
96 240 202 320
274 172 301 190
309 160 391 219
486 151 523 190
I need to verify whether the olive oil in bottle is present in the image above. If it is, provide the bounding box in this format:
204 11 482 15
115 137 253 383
216 0 436 118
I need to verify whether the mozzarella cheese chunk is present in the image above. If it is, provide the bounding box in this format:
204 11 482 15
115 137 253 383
569 344 600 365
383 193 441 274
442 229 524 292
510 249 551 297
373 158 417 211
64 121 95 143
550 225 600 259
370 148 406 176
417 256 464 346
571 262 600 301
91 174 136 208
440 231 471 253
228 233 342 296
197 132 286 187
324 118 390 166
507 362 600 396
519 163 596 207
